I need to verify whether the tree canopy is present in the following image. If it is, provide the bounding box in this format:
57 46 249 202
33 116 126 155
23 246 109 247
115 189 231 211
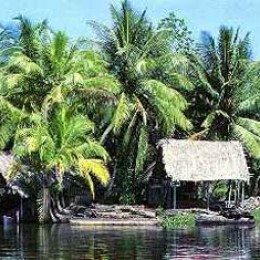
1 1 260 217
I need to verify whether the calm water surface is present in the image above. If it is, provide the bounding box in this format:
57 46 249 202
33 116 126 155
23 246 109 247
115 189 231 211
0 224 260 259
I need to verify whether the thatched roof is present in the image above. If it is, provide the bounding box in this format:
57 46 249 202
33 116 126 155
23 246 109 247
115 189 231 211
0 152 28 197
159 139 250 182
0 152 14 180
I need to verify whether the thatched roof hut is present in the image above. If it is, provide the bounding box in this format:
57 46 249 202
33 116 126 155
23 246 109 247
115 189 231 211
159 139 250 183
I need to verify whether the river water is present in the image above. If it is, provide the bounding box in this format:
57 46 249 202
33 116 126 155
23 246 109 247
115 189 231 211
0 224 259 259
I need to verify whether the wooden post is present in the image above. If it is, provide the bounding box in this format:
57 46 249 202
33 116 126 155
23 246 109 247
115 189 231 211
241 181 245 207
206 182 210 211
228 181 232 208
20 197 23 223
234 181 237 207
173 183 177 210
236 181 240 207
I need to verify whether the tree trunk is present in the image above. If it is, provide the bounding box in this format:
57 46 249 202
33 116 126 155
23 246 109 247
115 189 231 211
104 162 117 200
39 188 51 224
55 194 63 213
60 193 66 208
100 124 113 144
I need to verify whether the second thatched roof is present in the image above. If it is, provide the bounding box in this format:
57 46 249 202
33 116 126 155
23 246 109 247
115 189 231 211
0 152 14 180
159 139 250 182
0 152 28 197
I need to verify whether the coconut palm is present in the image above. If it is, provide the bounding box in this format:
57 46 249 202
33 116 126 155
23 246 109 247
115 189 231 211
92 0 192 134
190 26 260 158
12 104 110 223
0 17 51 151
0 18 113 221
90 0 192 203
0 16 116 151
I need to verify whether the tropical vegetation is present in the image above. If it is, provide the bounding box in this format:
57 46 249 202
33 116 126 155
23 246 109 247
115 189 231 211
0 0 260 222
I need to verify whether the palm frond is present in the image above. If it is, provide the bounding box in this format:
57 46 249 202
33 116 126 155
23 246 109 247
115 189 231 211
141 79 187 110
7 52 43 75
237 117 260 137
82 75 122 94
233 124 260 158
73 141 109 162
201 111 217 128
111 93 132 132
140 79 192 132
238 93 260 113
169 72 194 91
77 158 110 196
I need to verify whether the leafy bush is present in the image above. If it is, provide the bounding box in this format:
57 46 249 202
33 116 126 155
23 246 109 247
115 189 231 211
161 212 197 229
213 181 228 200
251 208 260 222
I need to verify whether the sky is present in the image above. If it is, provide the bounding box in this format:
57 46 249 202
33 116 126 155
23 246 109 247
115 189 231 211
1 0 260 58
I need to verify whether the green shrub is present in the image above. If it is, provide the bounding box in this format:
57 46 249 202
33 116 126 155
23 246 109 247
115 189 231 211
161 212 197 229
251 208 260 222
213 181 228 200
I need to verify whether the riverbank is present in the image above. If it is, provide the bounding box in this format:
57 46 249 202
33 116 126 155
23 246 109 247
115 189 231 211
70 218 161 226
69 204 256 229
70 204 159 226
70 205 212 228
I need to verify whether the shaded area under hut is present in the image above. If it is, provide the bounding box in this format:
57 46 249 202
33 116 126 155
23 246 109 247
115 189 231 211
148 139 250 210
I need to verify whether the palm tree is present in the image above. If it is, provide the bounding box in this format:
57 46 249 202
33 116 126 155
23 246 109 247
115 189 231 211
12 104 110 223
0 17 51 151
91 0 192 203
0 16 115 150
190 26 260 158
0 18 113 221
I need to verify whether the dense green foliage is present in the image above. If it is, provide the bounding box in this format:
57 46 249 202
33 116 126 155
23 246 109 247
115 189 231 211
189 27 260 157
91 1 194 203
1 0 260 221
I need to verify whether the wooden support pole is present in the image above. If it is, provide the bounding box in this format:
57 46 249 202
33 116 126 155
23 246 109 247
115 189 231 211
207 182 210 211
241 181 245 207
234 181 237 207
20 197 23 223
228 181 232 208
173 184 177 210
237 181 240 207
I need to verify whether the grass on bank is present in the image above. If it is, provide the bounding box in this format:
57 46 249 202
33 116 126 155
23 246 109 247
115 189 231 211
251 208 260 222
159 211 197 229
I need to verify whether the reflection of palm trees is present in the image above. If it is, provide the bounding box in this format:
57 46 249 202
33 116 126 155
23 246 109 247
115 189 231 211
3 225 257 259
0 224 25 259
38 225 51 256
37 225 111 259
0 226 167 259
69 227 167 260
164 227 252 259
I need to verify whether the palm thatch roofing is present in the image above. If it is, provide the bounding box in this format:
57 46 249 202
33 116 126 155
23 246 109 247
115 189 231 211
0 152 28 197
159 139 250 182
0 152 14 180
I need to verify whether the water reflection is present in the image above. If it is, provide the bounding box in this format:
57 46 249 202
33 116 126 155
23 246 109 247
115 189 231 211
0 224 260 259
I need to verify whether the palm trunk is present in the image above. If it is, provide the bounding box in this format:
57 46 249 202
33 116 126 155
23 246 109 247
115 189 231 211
60 193 66 208
104 162 117 200
38 173 53 224
40 187 51 223
57 196 64 213
100 124 113 144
